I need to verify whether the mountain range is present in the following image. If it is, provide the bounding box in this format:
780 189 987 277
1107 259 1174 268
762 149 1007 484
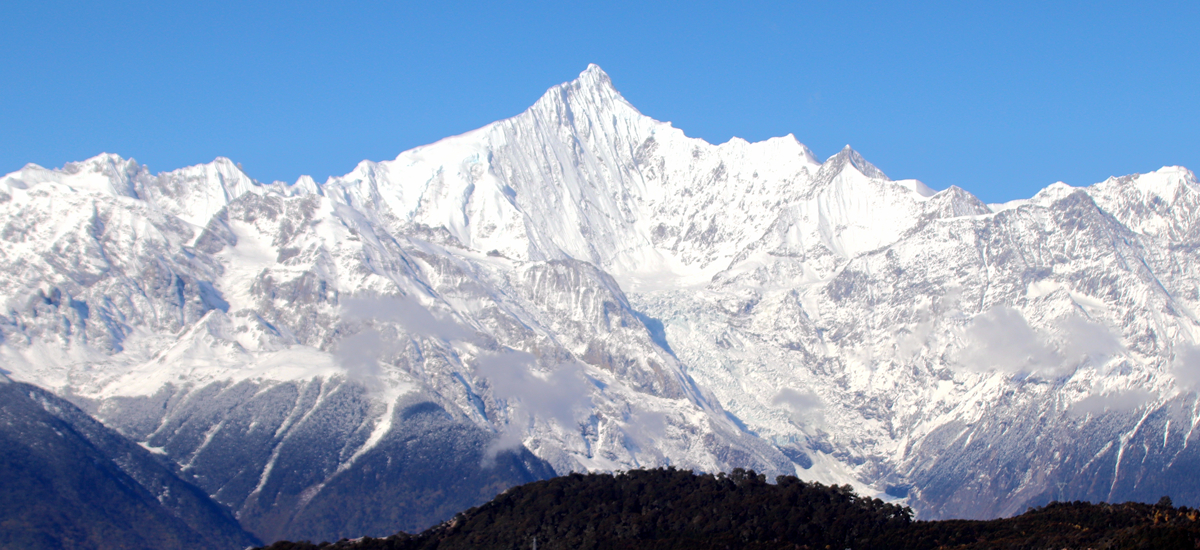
3 64 1199 543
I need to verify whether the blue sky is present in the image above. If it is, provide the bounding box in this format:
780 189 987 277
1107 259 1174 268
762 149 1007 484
3 1 1197 203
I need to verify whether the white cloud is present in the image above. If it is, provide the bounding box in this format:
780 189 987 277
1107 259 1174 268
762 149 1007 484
623 409 669 453
341 295 469 341
955 308 1124 378
772 387 822 411
956 306 1063 375
482 429 526 465
1068 389 1153 417
333 295 471 390
332 329 388 387
476 351 595 460
1057 315 1124 365
771 387 824 426
895 316 934 359
1171 343 1200 391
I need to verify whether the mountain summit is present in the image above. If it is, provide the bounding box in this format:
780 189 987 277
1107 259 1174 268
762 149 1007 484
3 65 1200 540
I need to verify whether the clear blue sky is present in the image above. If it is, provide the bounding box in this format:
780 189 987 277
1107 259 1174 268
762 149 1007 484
3 1 1197 203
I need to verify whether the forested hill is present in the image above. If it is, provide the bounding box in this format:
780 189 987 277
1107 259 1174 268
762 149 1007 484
0 379 258 550
256 468 1200 549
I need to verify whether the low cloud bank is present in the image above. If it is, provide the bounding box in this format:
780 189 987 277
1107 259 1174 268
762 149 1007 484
1172 343 1200 391
771 387 824 426
1068 389 1153 417
333 294 471 387
477 351 595 461
341 295 470 341
333 329 388 385
955 307 1123 377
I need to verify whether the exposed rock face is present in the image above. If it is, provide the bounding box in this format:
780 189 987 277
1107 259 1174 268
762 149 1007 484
3 64 1200 540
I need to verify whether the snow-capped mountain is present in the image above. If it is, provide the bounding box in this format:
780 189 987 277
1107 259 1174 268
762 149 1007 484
3 65 1200 539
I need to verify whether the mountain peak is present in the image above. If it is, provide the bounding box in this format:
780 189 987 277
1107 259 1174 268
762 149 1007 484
569 63 615 94
820 145 889 181
529 64 638 119
206 156 251 176
560 64 618 99
66 152 140 175
81 152 132 165
580 63 610 82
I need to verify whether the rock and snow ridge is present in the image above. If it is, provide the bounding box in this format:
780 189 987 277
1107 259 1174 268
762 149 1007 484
3 64 1200 537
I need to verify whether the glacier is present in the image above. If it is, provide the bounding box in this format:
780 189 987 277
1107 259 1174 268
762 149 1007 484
3 64 1200 539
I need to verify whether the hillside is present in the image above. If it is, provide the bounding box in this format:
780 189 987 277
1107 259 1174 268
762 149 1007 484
255 468 1200 549
0 376 257 550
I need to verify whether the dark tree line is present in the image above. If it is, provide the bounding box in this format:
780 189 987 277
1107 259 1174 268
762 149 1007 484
257 468 1200 550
